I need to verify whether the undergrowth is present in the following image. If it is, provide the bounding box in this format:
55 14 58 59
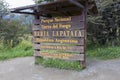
0 40 33 60
1 40 120 70
87 46 120 60
35 57 83 70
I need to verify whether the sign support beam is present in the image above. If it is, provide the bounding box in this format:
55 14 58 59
69 0 85 9
80 7 87 69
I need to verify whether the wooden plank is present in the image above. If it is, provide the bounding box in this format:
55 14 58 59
32 25 40 30
34 43 40 50
34 51 84 61
33 19 40 25
33 29 85 38
32 21 84 30
34 44 84 53
40 16 84 24
33 37 84 45
33 15 84 25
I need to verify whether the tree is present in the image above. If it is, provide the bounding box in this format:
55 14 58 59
0 1 31 48
0 19 26 48
87 1 120 46
0 0 9 46
101 1 120 46
0 0 9 18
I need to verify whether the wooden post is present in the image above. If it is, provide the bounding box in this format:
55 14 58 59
80 2 87 69
33 9 43 63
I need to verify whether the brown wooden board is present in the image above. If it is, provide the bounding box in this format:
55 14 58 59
33 15 84 25
41 16 84 23
32 21 84 30
34 44 84 53
33 37 84 45
34 50 84 61
33 29 85 38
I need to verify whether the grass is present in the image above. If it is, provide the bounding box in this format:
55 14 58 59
87 46 120 60
35 45 120 70
1 40 120 70
0 40 33 61
35 57 83 70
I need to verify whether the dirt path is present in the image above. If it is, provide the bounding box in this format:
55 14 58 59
0 57 120 80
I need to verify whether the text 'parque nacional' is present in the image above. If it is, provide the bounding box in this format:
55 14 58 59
41 17 71 23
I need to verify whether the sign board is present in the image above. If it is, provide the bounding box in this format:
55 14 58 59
11 0 98 68
33 15 85 61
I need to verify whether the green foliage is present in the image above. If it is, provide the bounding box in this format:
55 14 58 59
0 40 33 61
35 58 83 70
87 16 105 45
101 2 120 46
87 46 120 60
95 0 114 12
0 20 27 47
87 1 120 46
0 0 33 48
0 0 28 48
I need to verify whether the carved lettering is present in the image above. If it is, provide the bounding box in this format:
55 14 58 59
54 17 71 22
34 30 83 37
40 52 73 59
52 30 82 37
41 19 53 23
34 38 84 44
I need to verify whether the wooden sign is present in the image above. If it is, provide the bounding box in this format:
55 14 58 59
33 15 85 63
10 0 99 69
